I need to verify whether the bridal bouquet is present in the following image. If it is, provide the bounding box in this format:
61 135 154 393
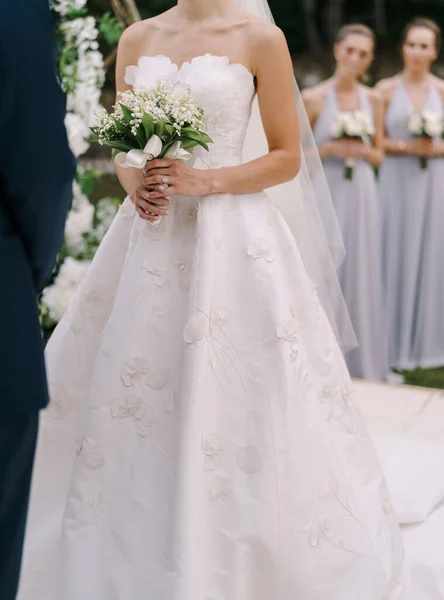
91 79 212 169
407 111 443 170
330 110 375 180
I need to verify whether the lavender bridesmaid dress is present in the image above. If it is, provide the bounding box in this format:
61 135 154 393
313 84 388 380
379 81 444 370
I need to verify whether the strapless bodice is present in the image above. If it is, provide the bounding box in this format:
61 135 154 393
124 54 256 167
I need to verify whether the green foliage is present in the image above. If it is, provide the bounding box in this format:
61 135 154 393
65 7 88 17
77 168 100 198
142 113 155 139
99 12 123 45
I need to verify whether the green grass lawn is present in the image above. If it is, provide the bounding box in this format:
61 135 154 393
396 366 444 390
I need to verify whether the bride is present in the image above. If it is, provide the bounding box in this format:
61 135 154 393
18 1 404 598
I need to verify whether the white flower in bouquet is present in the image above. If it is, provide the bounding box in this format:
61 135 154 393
342 114 362 137
90 79 213 172
330 110 375 180
41 258 91 323
353 110 376 136
65 112 90 158
407 112 423 135
330 112 347 138
407 110 443 169
423 110 443 138
331 110 374 139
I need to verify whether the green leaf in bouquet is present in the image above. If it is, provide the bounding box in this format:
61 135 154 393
135 124 146 149
112 117 134 138
160 138 180 157
142 113 155 141
119 103 135 125
180 128 213 146
118 105 145 148
164 124 175 137
178 138 199 150
106 139 136 151
176 135 210 152
179 129 202 142
198 132 213 144
155 119 166 138
181 127 213 142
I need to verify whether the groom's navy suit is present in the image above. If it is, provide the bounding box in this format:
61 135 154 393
0 0 75 597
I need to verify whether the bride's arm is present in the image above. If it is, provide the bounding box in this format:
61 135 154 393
114 25 144 197
113 23 169 221
145 24 301 198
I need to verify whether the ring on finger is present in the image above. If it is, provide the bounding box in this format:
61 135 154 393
161 175 169 188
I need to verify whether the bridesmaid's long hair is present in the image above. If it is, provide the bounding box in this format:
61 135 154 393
401 17 441 54
335 24 376 83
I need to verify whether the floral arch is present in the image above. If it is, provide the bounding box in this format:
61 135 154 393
40 0 138 336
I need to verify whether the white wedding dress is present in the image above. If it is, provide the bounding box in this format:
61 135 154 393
19 54 404 600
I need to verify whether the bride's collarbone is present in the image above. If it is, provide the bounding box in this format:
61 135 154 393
132 16 254 74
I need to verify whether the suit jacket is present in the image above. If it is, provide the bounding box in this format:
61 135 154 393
0 0 76 416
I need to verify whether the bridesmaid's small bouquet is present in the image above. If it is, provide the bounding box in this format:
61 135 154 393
407 111 443 170
331 110 375 180
90 79 213 169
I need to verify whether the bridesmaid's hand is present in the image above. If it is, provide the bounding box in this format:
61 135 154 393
409 137 435 158
432 140 444 157
325 140 350 159
343 140 369 159
327 140 367 160
143 159 212 199
130 182 169 223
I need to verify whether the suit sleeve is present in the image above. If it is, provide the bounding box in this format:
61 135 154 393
0 2 76 293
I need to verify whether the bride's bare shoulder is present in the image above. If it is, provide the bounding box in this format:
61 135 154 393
118 11 176 49
236 11 290 73
241 12 287 49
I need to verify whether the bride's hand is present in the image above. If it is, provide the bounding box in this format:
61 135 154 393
143 159 212 199
130 182 169 223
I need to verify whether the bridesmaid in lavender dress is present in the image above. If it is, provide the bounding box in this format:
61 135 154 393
377 18 444 371
303 24 388 380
